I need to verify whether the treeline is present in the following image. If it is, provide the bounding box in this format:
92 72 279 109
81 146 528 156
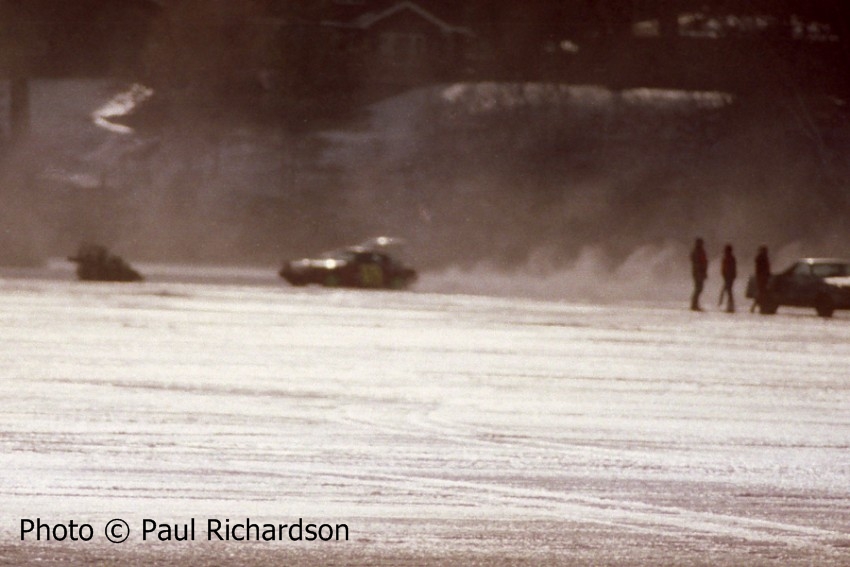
3 1 849 87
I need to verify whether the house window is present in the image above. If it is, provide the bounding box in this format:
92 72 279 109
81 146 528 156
379 32 426 62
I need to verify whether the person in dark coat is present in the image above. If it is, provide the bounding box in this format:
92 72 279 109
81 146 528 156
719 244 737 313
690 238 708 311
750 245 771 313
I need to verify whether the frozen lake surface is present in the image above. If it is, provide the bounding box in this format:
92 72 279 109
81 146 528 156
1 266 849 565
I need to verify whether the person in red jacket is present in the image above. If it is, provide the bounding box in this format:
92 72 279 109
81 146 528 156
690 238 708 311
719 244 737 313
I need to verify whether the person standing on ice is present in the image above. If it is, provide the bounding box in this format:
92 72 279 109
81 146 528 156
750 245 771 313
719 244 737 313
690 238 708 311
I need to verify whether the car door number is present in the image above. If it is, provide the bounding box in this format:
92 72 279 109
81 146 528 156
359 264 384 287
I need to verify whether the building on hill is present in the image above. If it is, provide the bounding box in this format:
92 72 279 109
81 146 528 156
319 1 477 87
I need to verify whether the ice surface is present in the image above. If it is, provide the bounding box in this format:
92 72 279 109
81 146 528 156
1 267 848 564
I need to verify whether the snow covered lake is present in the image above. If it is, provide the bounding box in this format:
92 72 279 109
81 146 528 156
1 267 849 565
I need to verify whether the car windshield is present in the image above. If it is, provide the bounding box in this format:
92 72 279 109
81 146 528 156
319 249 355 262
812 263 850 278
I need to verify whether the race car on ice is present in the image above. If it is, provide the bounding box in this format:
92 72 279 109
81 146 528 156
746 258 850 317
279 240 416 290
68 243 144 282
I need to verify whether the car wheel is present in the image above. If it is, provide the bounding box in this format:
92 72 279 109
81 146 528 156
815 295 834 318
281 272 306 286
759 297 778 315
323 273 341 287
388 276 406 290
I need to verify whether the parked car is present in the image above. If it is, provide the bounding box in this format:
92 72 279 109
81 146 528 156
68 243 143 282
279 245 417 290
745 258 850 317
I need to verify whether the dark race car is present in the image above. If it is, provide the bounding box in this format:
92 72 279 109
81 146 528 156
279 245 417 290
68 243 144 282
745 258 850 317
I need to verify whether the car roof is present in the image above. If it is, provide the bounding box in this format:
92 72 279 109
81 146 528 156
345 245 396 255
799 258 850 265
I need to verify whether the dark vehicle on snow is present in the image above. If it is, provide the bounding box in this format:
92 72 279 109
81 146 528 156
68 244 143 282
280 244 416 290
746 258 850 317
